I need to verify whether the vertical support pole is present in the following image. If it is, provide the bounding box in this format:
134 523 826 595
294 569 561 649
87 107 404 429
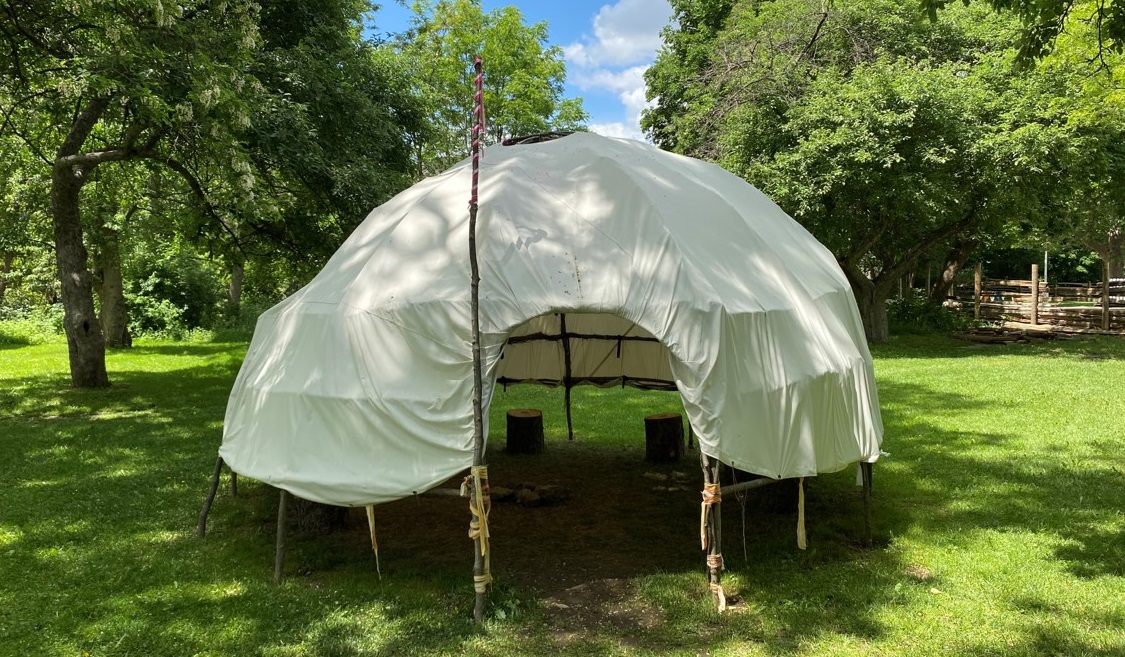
974 262 983 320
1102 261 1111 331
560 313 575 441
700 452 726 612
1031 263 1039 326
230 471 238 497
274 489 288 584
196 455 224 538
467 55 490 624
860 462 873 548
926 265 932 297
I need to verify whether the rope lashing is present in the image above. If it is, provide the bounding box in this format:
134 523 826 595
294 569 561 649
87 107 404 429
462 465 492 554
462 465 492 591
797 477 807 550
700 482 721 550
365 505 382 580
707 555 727 612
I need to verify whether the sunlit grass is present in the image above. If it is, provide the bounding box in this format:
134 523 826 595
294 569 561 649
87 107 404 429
1 334 1123 656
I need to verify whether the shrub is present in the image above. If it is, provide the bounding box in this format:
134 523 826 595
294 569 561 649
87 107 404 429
887 291 973 334
0 304 65 345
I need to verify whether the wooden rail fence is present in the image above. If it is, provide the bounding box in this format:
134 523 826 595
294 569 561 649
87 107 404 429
952 274 1125 331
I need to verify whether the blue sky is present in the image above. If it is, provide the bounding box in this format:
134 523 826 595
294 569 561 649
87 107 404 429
371 0 674 140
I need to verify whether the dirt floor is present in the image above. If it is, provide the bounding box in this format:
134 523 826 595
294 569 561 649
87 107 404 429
365 442 710 596
268 439 864 629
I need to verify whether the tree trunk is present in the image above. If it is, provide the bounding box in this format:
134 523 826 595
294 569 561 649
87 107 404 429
97 224 130 349
847 274 891 342
0 251 13 305
1090 229 1124 279
929 238 976 303
227 260 244 314
53 164 109 388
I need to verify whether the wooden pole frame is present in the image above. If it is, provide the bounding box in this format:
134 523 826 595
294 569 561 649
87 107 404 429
700 452 726 611
560 313 575 441
467 55 490 623
274 489 288 583
861 462 874 547
196 455 225 538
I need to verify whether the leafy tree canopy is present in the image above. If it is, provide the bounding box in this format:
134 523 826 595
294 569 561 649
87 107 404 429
397 0 588 175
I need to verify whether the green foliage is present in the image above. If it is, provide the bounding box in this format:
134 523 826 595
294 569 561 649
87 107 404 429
922 0 1125 59
643 0 1123 340
886 290 973 334
124 252 223 338
0 304 64 345
398 0 589 174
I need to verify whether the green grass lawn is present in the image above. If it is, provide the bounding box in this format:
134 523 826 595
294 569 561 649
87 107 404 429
1 334 1123 656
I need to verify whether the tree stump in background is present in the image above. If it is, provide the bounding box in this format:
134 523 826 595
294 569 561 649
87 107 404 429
644 412 684 463
506 408 544 454
293 497 350 535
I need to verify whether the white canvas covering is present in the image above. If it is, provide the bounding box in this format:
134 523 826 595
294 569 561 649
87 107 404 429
221 132 883 506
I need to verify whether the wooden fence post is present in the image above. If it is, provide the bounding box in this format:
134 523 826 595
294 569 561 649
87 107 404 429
1103 262 1111 331
974 262 983 320
1031 264 1039 326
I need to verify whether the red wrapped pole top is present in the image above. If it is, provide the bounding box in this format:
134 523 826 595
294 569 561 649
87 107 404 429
470 55 485 208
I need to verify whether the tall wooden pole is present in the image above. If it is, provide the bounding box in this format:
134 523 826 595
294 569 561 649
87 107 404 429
1031 264 1039 326
467 55 491 623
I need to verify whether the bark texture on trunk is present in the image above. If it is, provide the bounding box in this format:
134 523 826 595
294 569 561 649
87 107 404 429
227 261 244 313
1090 229 1124 279
53 165 109 388
0 252 13 304
97 224 130 348
930 238 976 303
843 267 891 343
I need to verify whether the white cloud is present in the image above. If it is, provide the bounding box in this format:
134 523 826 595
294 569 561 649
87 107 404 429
567 0 672 68
566 1 671 141
589 122 645 141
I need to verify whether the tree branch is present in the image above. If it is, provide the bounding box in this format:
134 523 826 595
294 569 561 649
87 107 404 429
56 95 111 160
153 155 247 257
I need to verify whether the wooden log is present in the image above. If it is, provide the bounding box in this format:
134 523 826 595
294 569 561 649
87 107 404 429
506 408 544 454
196 455 224 538
644 412 684 463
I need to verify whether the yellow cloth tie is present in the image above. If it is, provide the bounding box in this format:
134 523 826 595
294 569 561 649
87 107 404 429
700 482 721 550
365 505 382 580
797 477 807 550
464 465 492 593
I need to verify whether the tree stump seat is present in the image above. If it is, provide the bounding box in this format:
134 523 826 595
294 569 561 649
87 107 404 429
506 408 544 454
644 412 684 463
